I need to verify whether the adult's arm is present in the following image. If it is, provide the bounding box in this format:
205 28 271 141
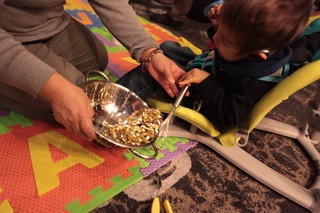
88 0 159 62
0 0 96 140
0 27 96 140
88 0 186 98
0 27 56 97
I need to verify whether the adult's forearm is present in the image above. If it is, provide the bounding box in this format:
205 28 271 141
0 28 56 97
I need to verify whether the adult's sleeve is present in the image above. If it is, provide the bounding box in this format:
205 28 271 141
88 0 159 62
0 27 56 97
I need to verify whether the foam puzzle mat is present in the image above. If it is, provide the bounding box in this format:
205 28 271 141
0 0 200 212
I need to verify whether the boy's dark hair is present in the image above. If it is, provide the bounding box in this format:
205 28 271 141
220 0 313 54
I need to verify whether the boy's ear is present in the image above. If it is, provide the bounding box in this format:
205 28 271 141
248 49 270 61
257 52 268 60
257 49 270 61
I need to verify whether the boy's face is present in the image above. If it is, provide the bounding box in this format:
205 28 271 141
213 24 249 62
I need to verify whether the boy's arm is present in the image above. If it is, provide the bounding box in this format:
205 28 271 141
290 32 320 63
177 68 248 130
193 75 273 130
207 3 222 29
204 0 224 17
205 2 223 46
177 68 210 86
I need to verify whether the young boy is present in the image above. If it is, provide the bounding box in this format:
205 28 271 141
117 0 314 132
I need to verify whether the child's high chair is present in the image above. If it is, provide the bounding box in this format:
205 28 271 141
147 17 320 212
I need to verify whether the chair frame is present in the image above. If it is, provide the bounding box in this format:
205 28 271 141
163 70 320 212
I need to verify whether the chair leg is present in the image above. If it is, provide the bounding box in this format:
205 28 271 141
167 118 320 212
309 84 320 141
256 84 320 192
256 117 320 188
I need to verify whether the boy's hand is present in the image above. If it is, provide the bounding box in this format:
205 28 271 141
208 4 222 28
177 68 210 87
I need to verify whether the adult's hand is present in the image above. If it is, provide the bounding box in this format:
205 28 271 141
39 72 96 141
144 50 186 98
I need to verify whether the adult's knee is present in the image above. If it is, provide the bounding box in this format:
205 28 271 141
95 38 108 71
160 40 181 52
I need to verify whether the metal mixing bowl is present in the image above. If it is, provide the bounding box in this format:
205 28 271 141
81 70 161 159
